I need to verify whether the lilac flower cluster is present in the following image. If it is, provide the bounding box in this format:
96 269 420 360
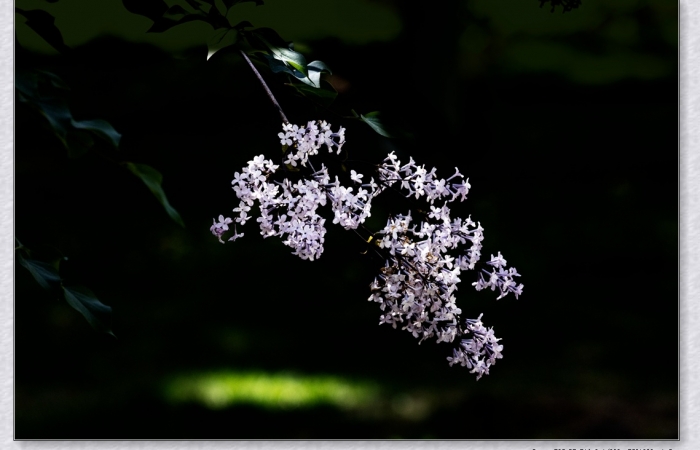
211 121 523 378
446 314 504 379
366 152 521 379
278 120 346 167
211 121 382 260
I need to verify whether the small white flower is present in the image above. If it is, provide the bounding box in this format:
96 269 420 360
350 170 363 184
210 215 233 243
278 131 293 146
487 252 507 269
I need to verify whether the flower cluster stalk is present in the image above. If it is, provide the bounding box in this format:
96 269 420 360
239 50 289 124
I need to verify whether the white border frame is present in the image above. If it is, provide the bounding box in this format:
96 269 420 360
2 1 694 450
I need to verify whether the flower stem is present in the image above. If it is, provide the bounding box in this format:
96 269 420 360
239 49 289 124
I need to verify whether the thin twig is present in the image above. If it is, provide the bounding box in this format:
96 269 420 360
239 49 289 124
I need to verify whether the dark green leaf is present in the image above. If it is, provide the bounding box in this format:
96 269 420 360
16 8 70 54
65 130 94 158
71 119 122 148
261 53 301 76
208 0 226 19
63 285 115 337
233 20 253 30
125 163 185 227
249 27 289 49
184 0 205 10
15 71 39 99
147 17 182 33
223 0 263 8
147 5 229 32
122 0 168 22
41 70 70 90
207 27 239 60
16 70 122 154
17 252 62 291
539 0 581 13
147 17 183 32
360 112 394 138
289 82 338 108
35 99 71 139
187 0 216 14
163 4 189 20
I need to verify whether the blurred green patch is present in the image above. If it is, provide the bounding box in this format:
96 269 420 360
504 40 670 83
164 370 381 410
16 0 401 54
163 369 463 422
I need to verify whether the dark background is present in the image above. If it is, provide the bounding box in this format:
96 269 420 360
15 0 678 439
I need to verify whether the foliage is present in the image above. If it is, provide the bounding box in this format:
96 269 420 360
16 240 115 337
16 7 70 54
16 69 121 158
16 2 185 333
121 0 399 135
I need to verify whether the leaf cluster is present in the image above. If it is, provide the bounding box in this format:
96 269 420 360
16 2 186 335
122 0 338 107
123 0 262 33
16 7 70 54
16 69 122 158
16 68 184 227
16 241 115 337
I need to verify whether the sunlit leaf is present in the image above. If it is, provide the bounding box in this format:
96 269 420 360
269 46 308 76
207 27 239 60
125 163 185 227
308 60 331 73
303 60 332 88
249 28 308 76
63 285 115 337
16 8 70 54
